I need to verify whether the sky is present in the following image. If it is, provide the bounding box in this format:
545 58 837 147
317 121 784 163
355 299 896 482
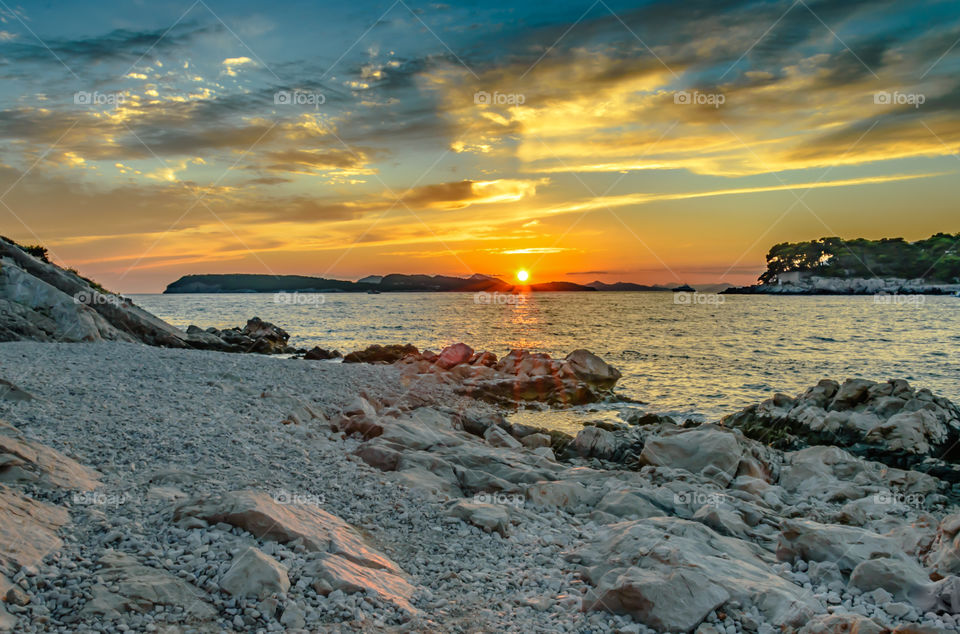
0 0 958 292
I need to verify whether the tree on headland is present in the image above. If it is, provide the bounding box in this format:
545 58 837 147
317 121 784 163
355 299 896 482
759 233 960 283
0 236 49 263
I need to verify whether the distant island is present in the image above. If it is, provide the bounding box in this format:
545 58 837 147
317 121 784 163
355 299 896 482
162 274 687 294
725 233 960 295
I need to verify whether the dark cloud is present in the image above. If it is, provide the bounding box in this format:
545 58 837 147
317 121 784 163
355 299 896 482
0 22 221 67
397 180 475 208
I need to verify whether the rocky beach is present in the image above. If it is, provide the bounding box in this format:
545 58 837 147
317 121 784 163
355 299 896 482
2 241 960 632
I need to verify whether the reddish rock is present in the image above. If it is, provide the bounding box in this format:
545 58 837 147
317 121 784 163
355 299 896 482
471 351 498 367
435 343 474 369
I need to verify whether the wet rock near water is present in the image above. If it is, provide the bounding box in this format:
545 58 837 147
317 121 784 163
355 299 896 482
341 342 623 406
184 317 302 355
723 378 960 482
304 346 342 360
0 239 303 357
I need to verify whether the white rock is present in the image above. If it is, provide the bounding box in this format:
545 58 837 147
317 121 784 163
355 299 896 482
220 547 290 600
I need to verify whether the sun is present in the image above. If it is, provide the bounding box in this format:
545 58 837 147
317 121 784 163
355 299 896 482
516 270 530 283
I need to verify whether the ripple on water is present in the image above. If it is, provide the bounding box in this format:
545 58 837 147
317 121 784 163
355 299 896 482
132 292 960 427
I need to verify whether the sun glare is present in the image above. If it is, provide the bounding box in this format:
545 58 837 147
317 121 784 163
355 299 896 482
516 270 530 283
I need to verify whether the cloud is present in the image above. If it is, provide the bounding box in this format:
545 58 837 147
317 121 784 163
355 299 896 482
539 172 950 217
222 56 255 76
263 149 370 173
393 178 545 210
0 23 220 67
496 247 574 255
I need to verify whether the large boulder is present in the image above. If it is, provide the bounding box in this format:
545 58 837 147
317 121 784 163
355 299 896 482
778 445 937 503
569 517 821 628
0 239 302 354
572 426 620 460
304 553 417 613
581 566 729 632
564 349 622 390
925 513 960 575
639 425 744 485
173 489 400 572
777 518 912 574
435 343 474 369
848 557 940 612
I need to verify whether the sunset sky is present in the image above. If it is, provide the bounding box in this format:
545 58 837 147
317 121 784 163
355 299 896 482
1 0 958 292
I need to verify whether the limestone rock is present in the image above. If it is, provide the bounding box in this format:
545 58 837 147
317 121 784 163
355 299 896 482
640 425 743 485
798 614 886 634
304 553 417 613
484 425 522 450
0 420 100 490
777 518 911 574
564 349 622 390
343 344 419 364
724 378 960 471
81 550 215 620
925 513 960 575
435 343 474 369
220 547 290 599
570 517 820 627
848 557 939 612
527 481 600 510
0 239 187 347
0 484 69 574
447 500 511 536
572 426 619 459
582 566 728 632
304 346 341 360
173 489 400 572
0 379 32 402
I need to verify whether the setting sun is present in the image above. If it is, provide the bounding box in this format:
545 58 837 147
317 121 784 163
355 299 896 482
516 270 530 283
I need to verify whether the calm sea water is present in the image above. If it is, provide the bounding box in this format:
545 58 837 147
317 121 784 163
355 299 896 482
132 292 960 428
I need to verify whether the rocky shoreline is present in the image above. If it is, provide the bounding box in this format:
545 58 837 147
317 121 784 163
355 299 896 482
3 240 960 632
1 341 959 633
723 276 960 295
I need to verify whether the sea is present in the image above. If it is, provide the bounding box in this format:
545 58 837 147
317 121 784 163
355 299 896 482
132 291 960 433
